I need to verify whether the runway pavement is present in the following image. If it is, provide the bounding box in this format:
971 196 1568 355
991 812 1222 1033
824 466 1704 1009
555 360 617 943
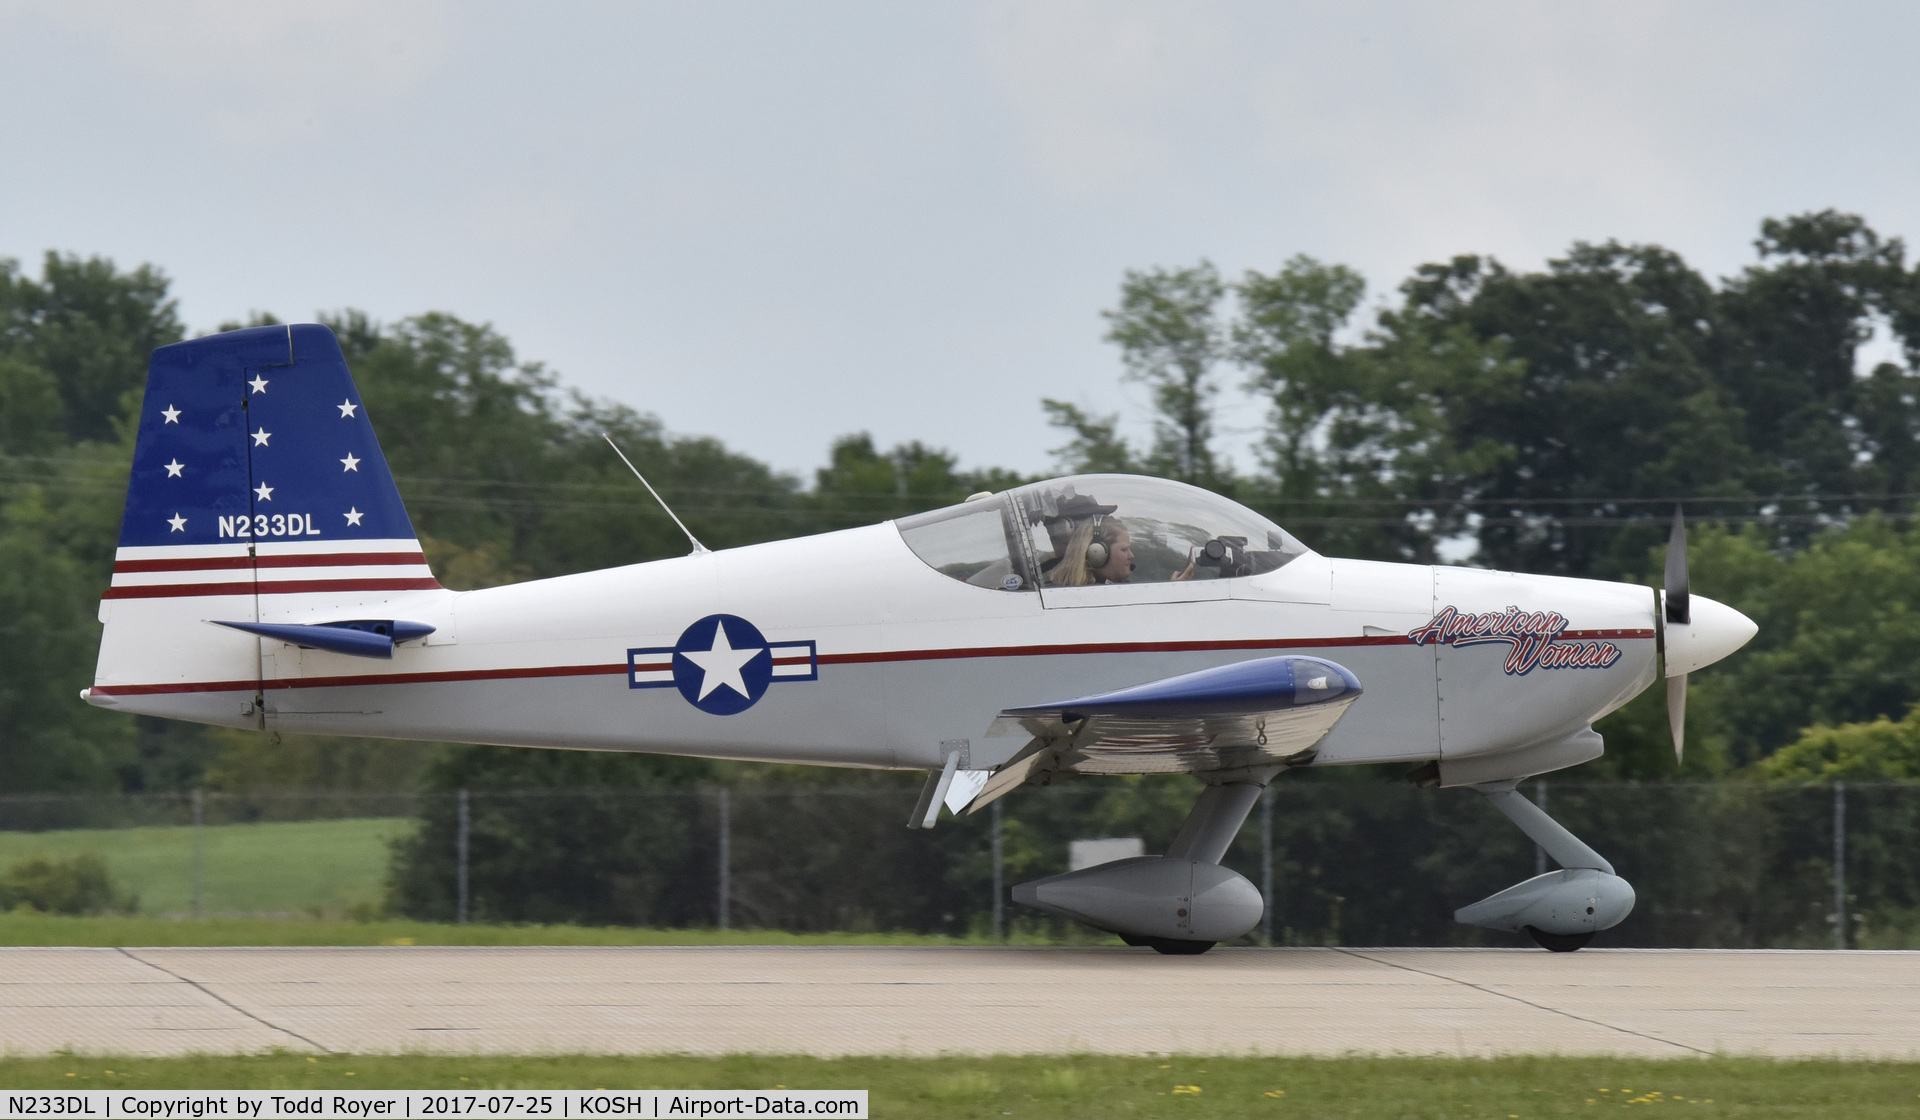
2 945 1916 1059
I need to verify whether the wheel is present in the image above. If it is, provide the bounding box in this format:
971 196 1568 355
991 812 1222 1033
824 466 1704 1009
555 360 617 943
1525 926 1594 953
1117 933 1149 947
1143 937 1217 956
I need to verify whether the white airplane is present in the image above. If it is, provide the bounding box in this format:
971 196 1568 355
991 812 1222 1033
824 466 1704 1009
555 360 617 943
85 325 1756 953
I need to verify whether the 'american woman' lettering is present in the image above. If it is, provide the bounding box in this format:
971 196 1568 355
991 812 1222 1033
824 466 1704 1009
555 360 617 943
1407 605 1621 675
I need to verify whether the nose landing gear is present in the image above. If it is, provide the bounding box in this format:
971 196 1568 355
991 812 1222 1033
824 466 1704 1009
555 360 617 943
1454 782 1635 951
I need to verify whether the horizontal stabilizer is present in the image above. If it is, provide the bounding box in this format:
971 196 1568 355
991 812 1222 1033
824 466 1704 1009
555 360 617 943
213 619 434 660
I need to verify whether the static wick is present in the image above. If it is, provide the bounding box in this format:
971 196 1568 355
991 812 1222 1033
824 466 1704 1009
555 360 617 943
602 433 709 555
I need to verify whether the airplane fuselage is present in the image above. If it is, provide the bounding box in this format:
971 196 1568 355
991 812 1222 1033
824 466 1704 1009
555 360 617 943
94 521 1660 776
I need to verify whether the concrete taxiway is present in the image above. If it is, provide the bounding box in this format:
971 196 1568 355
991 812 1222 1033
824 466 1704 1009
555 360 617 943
2 945 1915 1059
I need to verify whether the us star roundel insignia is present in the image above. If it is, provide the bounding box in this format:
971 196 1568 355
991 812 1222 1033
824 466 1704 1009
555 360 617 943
627 614 819 715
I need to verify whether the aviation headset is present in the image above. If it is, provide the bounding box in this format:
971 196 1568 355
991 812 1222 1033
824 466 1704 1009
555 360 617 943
1063 516 1113 571
1086 534 1110 571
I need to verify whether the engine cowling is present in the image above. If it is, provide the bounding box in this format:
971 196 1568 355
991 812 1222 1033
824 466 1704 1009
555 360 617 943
1012 856 1264 943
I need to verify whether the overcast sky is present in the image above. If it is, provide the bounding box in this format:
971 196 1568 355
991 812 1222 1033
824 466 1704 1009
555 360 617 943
2 1 1916 479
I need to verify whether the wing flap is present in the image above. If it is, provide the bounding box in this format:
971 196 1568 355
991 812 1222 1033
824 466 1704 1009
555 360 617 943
962 740 1057 815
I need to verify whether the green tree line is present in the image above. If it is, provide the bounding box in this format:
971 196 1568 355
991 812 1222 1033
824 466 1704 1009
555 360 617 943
3 209 1919 793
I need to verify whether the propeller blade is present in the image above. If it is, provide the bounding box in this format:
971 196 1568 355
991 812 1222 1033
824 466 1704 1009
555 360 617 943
1667 672 1687 763
1665 506 1690 625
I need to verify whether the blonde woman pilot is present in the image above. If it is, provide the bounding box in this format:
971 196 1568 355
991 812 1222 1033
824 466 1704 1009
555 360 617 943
1046 516 1136 586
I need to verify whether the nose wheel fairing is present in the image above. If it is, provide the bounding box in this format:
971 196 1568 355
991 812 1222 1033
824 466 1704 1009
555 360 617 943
1456 867 1636 940
1453 783 1635 949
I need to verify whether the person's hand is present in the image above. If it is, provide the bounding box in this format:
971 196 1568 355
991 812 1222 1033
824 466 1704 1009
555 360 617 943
1171 560 1196 581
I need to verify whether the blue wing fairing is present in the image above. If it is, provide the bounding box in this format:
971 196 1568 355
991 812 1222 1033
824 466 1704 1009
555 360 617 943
971 655 1366 793
1002 654 1361 721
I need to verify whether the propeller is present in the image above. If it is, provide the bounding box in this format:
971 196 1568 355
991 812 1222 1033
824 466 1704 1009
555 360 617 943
1666 673 1687 763
1663 506 1688 763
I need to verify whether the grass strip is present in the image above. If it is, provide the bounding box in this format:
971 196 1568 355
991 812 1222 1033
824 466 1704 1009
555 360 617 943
2 1054 1917 1117
0 819 409 917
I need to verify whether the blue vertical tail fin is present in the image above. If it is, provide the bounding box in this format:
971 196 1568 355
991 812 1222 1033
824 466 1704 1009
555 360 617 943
117 323 422 550
92 324 442 721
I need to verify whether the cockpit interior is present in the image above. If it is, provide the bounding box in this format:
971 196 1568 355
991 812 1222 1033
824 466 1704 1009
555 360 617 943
896 474 1308 592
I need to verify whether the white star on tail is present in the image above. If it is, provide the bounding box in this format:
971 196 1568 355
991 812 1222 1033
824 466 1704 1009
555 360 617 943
161 405 181 424
251 428 271 446
164 460 184 478
682 623 762 701
338 400 358 418
248 375 269 394
340 453 360 472
254 482 274 501
167 513 187 532
343 507 364 526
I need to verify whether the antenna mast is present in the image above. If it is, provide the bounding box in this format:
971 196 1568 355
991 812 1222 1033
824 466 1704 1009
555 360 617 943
602 433 710 555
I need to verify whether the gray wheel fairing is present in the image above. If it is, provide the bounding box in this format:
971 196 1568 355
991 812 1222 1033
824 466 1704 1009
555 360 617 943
1011 856 1264 944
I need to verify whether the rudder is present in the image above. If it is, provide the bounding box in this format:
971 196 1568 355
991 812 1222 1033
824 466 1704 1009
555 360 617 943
115 323 421 552
90 324 443 725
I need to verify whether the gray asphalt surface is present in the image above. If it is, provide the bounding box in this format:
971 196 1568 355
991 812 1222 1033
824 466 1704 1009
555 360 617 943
3 945 1915 1058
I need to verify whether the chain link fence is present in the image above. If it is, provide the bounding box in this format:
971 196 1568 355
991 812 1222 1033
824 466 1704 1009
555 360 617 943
2 781 1916 946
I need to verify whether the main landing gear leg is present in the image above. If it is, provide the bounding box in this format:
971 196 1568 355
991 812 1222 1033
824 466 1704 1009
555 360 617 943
1455 781 1636 951
1011 770 1278 955
1139 779 1270 955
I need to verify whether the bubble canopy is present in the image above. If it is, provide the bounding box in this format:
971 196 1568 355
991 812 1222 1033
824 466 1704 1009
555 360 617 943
895 474 1309 592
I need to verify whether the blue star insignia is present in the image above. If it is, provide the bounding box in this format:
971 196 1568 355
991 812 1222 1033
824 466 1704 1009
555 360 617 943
627 615 818 712
673 616 773 714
